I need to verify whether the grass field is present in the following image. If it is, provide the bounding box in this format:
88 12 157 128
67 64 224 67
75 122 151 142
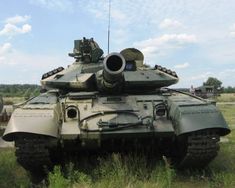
0 94 234 188
2 97 25 105
216 93 235 102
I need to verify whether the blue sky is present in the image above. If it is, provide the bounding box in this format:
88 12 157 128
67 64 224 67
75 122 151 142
0 0 235 88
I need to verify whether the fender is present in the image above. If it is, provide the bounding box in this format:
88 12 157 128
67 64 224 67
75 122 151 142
168 99 230 136
3 107 61 141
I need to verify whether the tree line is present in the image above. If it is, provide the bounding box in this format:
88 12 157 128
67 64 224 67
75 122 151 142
203 77 235 93
0 84 40 98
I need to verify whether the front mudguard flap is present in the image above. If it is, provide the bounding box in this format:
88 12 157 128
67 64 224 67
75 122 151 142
169 104 230 136
3 108 60 141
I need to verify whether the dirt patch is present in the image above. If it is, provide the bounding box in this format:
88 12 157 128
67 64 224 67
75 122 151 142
220 137 230 143
230 124 235 130
0 137 14 148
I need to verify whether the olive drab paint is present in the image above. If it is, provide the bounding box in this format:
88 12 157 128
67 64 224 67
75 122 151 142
3 38 230 175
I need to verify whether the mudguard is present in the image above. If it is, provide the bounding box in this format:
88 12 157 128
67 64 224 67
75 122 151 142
3 107 60 141
169 101 230 136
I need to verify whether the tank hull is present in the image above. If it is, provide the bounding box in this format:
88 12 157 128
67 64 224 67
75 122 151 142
3 91 230 171
3 91 230 140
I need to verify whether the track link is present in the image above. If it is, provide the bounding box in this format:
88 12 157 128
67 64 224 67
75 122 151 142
177 130 220 168
15 135 53 172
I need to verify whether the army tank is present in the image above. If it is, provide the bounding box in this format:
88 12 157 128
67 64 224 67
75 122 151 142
3 37 230 175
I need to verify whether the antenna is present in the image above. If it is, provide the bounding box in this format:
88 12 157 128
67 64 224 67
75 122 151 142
107 0 111 54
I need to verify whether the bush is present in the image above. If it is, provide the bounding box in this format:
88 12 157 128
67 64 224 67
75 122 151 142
47 153 176 188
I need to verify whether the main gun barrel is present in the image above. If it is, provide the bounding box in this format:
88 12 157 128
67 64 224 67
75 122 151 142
96 52 126 93
103 52 126 83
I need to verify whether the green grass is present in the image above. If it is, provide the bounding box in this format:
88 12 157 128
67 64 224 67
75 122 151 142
46 148 235 188
48 154 175 188
217 104 235 127
0 144 234 188
3 97 25 105
217 93 235 102
0 148 30 188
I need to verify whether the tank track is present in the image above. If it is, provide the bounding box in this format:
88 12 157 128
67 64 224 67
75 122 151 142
177 130 220 169
15 135 53 172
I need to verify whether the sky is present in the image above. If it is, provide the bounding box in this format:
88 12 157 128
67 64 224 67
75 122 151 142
0 0 235 88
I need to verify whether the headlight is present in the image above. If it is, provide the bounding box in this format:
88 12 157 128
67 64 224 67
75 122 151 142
154 103 166 117
67 106 78 119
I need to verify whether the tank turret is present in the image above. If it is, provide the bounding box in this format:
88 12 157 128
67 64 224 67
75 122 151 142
41 37 179 93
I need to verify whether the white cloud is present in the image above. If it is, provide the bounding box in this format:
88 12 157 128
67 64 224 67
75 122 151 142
133 34 197 62
218 68 235 83
30 0 73 12
230 32 235 37
0 48 67 67
0 23 31 36
5 15 30 24
111 9 127 23
190 72 213 81
229 24 235 37
194 69 235 87
219 68 235 75
21 24 32 33
159 18 183 29
159 34 197 44
0 43 12 62
0 43 12 55
0 15 32 37
0 48 70 84
174 62 189 69
135 34 197 48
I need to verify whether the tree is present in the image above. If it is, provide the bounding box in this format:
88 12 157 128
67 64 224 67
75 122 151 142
203 77 222 90
224 86 235 93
